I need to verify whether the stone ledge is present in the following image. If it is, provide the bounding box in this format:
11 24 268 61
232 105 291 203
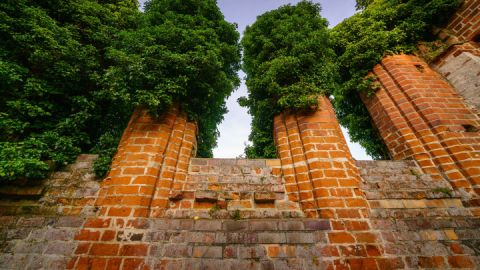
369 199 464 209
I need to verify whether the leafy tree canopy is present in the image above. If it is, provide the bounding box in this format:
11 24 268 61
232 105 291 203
331 0 462 159
355 0 374 10
106 0 241 157
0 0 240 183
0 0 139 181
240 1 337 158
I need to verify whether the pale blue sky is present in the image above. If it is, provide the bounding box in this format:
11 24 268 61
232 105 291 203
138 0 372 160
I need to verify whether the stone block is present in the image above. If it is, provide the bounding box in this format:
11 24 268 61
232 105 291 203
254 192 276 203
163 244 192 258
194 220 222 231
238 246 266 259
44 242 76 256
223 221 248 231
195 190 218 202
285 232 315 244
224 232 258 244
55 217 84 228
249 220 277 231
193 246 223 258
303 220 330 230
223 245 238 258
258 232 286 244
278 221 304 231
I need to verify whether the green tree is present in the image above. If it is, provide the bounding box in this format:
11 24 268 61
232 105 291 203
240 1 337 158
104 0 241 157
355 0 374 10
331 0 462 159
0 0 240 183
0 0 139 181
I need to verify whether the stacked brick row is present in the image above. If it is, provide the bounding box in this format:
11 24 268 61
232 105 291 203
164 158 304 219
358 160 479 268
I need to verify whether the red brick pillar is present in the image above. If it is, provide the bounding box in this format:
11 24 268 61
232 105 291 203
274 96 368 219
362 54 480 205
69 107 197 269
274 96 394 269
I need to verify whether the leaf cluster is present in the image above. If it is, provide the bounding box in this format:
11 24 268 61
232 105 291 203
240 1 337 158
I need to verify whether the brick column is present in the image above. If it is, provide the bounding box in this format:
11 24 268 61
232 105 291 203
274 96 396 269
362 54 480 205
69 107 197 269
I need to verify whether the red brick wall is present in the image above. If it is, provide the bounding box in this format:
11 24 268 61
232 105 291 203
362 55 480 205
69 107 197 269
445 0 480 42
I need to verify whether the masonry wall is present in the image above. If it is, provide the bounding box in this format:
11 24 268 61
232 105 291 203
1 103 480 269
431 0 480 111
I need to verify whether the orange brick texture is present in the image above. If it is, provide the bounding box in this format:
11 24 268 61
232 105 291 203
274 96 397 269
445 0 480 42
69 107 197 269
362 54 480 205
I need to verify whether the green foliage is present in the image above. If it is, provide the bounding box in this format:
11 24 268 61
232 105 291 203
355 0 374 10
0 0 239 182
240 1 337 158
432 187 453 197
0 0 136 182
330 0 462 159
230 209 241 221
104 0 241 157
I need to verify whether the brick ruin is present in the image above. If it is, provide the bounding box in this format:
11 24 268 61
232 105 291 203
0 1 479 269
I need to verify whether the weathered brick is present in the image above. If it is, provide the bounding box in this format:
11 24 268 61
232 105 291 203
258 232 286 244
328 232 355 244
163 244 192 258
194 220 222 231
193 246 223 258
223 221 248 231
44 242 75 256
303 220 330 230
285 232 315 244
278 221 304 231
249 220 277 231
238 246 266 259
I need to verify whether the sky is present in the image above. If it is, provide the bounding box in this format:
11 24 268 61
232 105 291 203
138 0 372 160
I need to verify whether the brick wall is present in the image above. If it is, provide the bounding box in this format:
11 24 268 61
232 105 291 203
0 154 100 217
362 54 480 207
445 0 480 42
431 0 480 111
